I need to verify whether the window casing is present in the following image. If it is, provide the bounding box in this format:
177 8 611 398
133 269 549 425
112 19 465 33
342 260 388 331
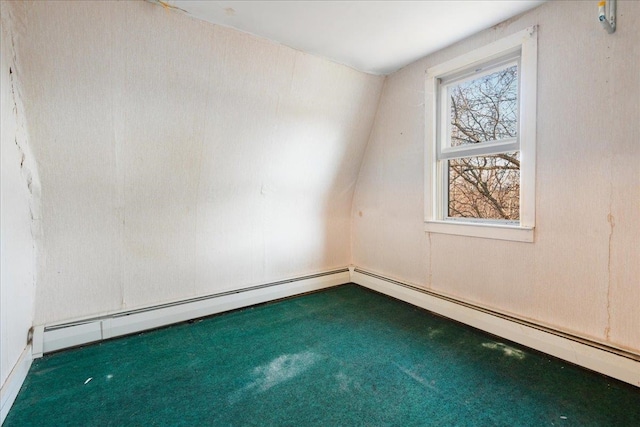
425 27 537 242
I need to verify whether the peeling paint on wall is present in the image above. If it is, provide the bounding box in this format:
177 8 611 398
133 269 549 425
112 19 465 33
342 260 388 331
145 0 189 14
1 1 41 389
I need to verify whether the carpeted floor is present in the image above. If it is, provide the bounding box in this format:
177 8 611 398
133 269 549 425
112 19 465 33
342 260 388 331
5 284 640 426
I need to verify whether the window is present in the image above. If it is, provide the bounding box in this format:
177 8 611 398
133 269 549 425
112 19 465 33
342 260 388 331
425 27 537 242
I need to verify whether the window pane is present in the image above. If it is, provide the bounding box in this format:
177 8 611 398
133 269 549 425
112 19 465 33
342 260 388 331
448 152 520 221
448 65 518 147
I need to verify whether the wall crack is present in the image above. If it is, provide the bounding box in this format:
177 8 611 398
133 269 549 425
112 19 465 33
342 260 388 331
605 210 614 341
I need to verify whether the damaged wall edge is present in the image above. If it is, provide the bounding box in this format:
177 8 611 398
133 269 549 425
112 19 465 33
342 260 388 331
5 1 42 219
3 0 43 299
0 1 42 418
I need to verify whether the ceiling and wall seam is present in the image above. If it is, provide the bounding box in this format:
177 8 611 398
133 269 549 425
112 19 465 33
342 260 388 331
145 1 545 75
144 0 384 77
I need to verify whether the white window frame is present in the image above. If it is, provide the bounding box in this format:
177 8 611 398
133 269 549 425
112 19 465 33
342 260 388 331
424 26 537 242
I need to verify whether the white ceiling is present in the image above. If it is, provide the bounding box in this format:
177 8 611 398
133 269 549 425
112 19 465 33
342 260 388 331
168 1 545 75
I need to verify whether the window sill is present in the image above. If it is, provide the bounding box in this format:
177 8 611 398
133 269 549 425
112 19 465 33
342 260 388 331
424 220 534 242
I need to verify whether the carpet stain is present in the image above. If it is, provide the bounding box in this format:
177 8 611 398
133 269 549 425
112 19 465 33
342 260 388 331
427 327 443 338
482 341 526 359
394 363 439 392
228 351 320 404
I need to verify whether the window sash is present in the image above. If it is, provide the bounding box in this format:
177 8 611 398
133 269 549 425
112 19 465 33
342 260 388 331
441 151 521 224
437 59 521 157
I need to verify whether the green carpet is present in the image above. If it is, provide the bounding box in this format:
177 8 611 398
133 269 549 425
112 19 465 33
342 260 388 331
5 284 640 426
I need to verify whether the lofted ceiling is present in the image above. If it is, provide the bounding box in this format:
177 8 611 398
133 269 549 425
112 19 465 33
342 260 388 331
156 1 545 75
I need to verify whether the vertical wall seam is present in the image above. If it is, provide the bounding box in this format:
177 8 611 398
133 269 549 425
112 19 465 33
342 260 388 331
119 5 128 309
192 27 216 293
110 3 126 311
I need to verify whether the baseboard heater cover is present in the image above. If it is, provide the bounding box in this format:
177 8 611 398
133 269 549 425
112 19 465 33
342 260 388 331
351 268 640 388
34 269 350 357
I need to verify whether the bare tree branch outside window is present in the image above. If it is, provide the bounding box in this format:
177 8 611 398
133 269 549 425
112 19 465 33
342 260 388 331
447 65 520 220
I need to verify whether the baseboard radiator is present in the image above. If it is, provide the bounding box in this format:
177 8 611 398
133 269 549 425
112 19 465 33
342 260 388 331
33 268 350 357
31 266 639 388
350 267 640 388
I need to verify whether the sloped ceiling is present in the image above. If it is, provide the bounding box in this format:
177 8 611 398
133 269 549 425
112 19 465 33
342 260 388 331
161 0 545 74
9 0 384 323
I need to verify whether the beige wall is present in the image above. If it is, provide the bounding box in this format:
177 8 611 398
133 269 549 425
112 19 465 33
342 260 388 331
0 5 40 387
352 0 640 353
8 1 383 325
6 0 638 357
